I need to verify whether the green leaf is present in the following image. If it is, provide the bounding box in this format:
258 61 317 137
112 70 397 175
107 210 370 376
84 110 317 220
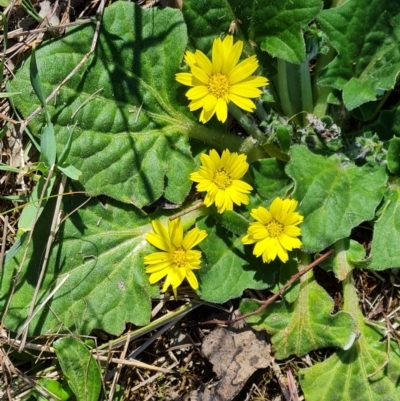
11 2 235 208
182 0 322 64
211 208 249 236
299 311 400 401
240 271 354 360
276 124 292 153
197 216 278 303
34 378 72 401
54 337 101 401
320 239 366 280
1 192 155 336
58 163 82 180
29 46 47 109
387 137 400 175
249 158 292 200
18 175 56 233
286 146 387 252
271 257 300 303
40 122 56 168
370 187 400 270
317 0 400 110
366 103 400 141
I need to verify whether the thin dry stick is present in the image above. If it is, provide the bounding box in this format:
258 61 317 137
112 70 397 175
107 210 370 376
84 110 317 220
196 249 334 326
169 201 204 220
18 174 67 351
108 332 131 401
1 19 92 41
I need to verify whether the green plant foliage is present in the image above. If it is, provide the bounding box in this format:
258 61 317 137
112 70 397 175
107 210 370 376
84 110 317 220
387 138 400 175
370 187 400 270
1 194 156 336
320 239 366 280
249 158 293 200
6 0 400 397
299 312 400 401
54 337 101 401
197 216 278 303
182 0 322 63
34 378 72 401
240 271 354 360
10 2 230 208
367 105 400 141
286 146 387 252
317 0 400 110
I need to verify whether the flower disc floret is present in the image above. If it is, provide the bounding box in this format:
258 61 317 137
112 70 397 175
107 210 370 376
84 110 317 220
144 218 207 298
190 149 253 214
242 197 304 263
175 35 269 123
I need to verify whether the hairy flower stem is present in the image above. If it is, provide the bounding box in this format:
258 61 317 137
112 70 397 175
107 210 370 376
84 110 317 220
228 103 289 161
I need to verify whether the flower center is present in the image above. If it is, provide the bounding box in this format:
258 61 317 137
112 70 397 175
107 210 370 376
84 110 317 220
172 248 188 268
208 73 230 98
213 168 232 189
266 219 284 237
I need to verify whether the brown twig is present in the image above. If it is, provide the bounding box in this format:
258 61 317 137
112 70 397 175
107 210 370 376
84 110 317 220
169 201 204 220
194 249 334 326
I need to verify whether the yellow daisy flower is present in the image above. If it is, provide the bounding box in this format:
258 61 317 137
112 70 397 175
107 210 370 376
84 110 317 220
175 35 268 123
242 198 304 263
190 148 253 214
144 218 207 298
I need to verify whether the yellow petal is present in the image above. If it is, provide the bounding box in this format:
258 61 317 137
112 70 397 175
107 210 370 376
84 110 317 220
242 233 255 245
229 56 259 84
170 267 186 289
276 243 289 263
239 75 269 87
189 97 205 111
215 97 228 122
232 180 253 193
203 94 218 111
222 35 234 57
148 269 169 284
222 39 243 75
184 51 197 68
270 197 283 219
146 232 170 252
199 107 216 123
186 85 210 100
185 269 199 290
228 93 256 112
209 149 222 169
145 261 172 273
229 83 263 98
183 227 208 249
195 50 213 76
251 207 272 224
212 37 224 74
175 72 193 86
192 65 210 85
169 218 183 248
143 251 172 264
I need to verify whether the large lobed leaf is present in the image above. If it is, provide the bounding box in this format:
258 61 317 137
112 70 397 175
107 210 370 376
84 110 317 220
370 187 400 270
197 216 279 303
1 194 155 336
11 2 202 208
182 0 322 63
241 271 354 360
317 0 400 110
300 312 400 401
286 146 387 252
